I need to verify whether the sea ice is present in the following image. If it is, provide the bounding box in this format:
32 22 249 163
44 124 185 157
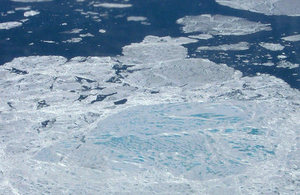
24 10 40 17
177 14 271 35
0 22 22 30
259 42 285 51
197 42 249 51
216 0 300 16
282 34 300 42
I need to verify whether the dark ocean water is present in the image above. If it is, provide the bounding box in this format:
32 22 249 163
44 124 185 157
1 0 299 88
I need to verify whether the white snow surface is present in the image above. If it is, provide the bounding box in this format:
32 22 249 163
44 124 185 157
0 35 299 194
216 0 300 16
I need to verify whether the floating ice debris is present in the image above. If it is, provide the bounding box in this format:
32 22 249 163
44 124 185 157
277 61 299 69
127 16 147 22
41 40 56 44
93 3 132 8
99 29 106 33
188 34 213 40
63 28 83 34
24 10 40 17
0 22 22 30
177 14 271 35
197 42 249 51
277 54 287 59
79 33 94 37
282 34 300 42
11 0 52 2
63 38 82 43
259 42 285 51
216 0 300 16
15 7 31 11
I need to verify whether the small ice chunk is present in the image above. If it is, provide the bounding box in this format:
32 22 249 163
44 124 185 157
188 34 213 40
197 42 249 51
0 22 22 30
63 38 82 43
282 34 300 42
24 10 40 17
99 29 106 33
11 0 52 2
93 3 132 8
277 61 299 69
127 16 147 22
259 42 284 51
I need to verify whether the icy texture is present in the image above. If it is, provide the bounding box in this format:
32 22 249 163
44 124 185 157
277 60 299 69
216 0 300 16
11 0 52 2
188 34 213 40
282 34 300 42
177 14 271 35
0 22 22 30
24 10 40 17
93 3 132 8
127 16 147 22
197 42 249 51
259 42 284 51
0 35 299 194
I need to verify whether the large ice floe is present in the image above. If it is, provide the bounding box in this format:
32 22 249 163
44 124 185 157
0 35 299 194
215 0 300 16
177 14 271 35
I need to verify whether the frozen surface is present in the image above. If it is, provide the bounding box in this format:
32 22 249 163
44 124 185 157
0 34 299 193
282 34 300 42
177 14 271 35
0 22 22 30
277 60 300 69
259 42 284 51
24 10 40 17
93 3 132 8
216 0 300 16
11 0 52 2
197 42 249 51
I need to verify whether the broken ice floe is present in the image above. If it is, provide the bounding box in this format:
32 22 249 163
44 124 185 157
259 42 285 51
24 10 40 17
215 0 300 16
277 60 299 69
177 14 271 35
93 3 132 8
197 42 249 51
0 22 22 30
11 0 52 2
282 34 300 42
0 35 299 194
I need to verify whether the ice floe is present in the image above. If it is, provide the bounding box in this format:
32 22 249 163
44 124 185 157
127 16 147 22
282 34 300 42
216 0 300 16
259 42 285 51
24 10 40 17
197 42 249 51
188 34 213 40
11 0 52 2
0 21 22 30
0 35 299 194
277 60 299 69
177 14 271 35
93 3 132 8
